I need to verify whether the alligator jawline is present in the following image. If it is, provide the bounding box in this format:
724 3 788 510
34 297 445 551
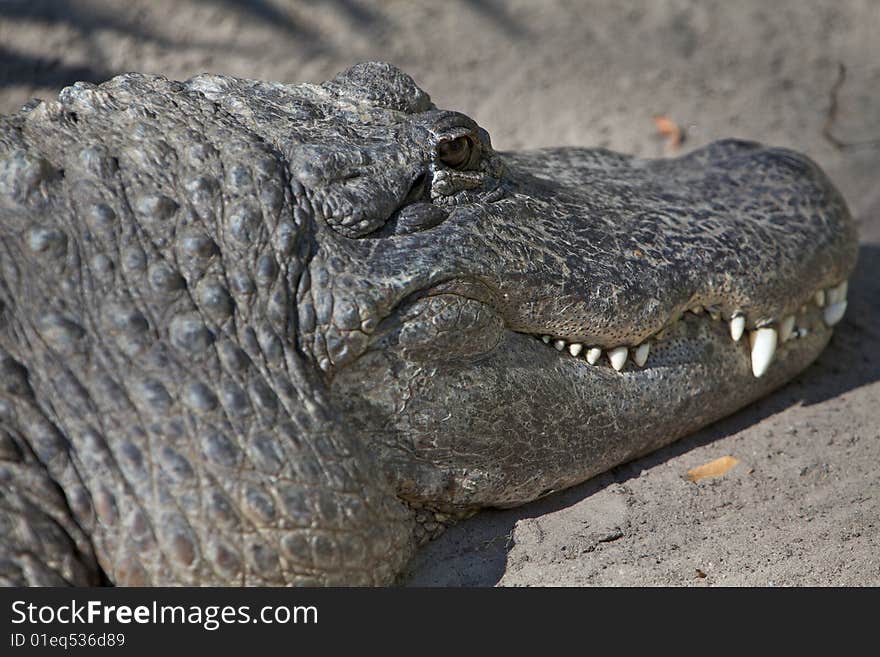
527 278 849 377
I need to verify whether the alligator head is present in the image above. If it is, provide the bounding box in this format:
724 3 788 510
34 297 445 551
196 62 857 514
0 62 858 585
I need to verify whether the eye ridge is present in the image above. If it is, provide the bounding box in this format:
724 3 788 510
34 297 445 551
437 135 474 169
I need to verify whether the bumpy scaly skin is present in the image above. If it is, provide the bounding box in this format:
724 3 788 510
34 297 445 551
0 63 858 585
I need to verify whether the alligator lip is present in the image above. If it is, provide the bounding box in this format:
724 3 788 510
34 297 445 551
378 271 848 381
525 277 848 378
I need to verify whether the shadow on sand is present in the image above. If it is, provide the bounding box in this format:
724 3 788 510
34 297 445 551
0 0 530 95
0 0 330 91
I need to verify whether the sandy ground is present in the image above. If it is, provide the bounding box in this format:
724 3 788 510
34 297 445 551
1 0 878 586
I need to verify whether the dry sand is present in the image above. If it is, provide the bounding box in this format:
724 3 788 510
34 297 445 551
1 0 877 586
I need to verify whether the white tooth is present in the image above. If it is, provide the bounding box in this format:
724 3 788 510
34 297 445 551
609 346 628 371
827 281 848 305
707 306 721 321
797 327 809 338
690 305 704 315
633 343 651 367
814 290 826 307
823 301 847 326
541 335 551 344
553 339 566 351
779 315 795 342
586 347 602 365
568 343 583 357
749 327 777 378
729 314 745 342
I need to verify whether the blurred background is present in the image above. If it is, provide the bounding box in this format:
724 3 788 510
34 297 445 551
2 0 878 585
0 1 877 229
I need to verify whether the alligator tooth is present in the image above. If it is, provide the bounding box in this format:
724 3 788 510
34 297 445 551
749 327 777 378
568 343 583 357
779 315 796 342
823 301 847 326
553 339 566 351
633 343 651 367
689 305 704 315
541 335 551 344
586 347 602 365
707 305 721 321
729 314 745 342
609 346 628 371
797 327 809 338
827 281 848 305
814 290 826 307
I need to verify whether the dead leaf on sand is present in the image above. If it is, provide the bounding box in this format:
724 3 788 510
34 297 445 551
687 455 739 482
653 115 685 150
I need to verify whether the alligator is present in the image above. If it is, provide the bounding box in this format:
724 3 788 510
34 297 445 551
0 62 858 586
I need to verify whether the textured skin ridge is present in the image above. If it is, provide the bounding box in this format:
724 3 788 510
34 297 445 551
0 71 415 585
0 63 858 585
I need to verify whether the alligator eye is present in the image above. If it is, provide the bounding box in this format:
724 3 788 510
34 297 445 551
437 136 473 169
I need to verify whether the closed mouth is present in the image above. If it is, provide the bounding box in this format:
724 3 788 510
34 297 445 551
529 279 848 377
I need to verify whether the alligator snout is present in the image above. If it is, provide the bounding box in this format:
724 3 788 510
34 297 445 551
306 136 856 382
490 141 857 378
